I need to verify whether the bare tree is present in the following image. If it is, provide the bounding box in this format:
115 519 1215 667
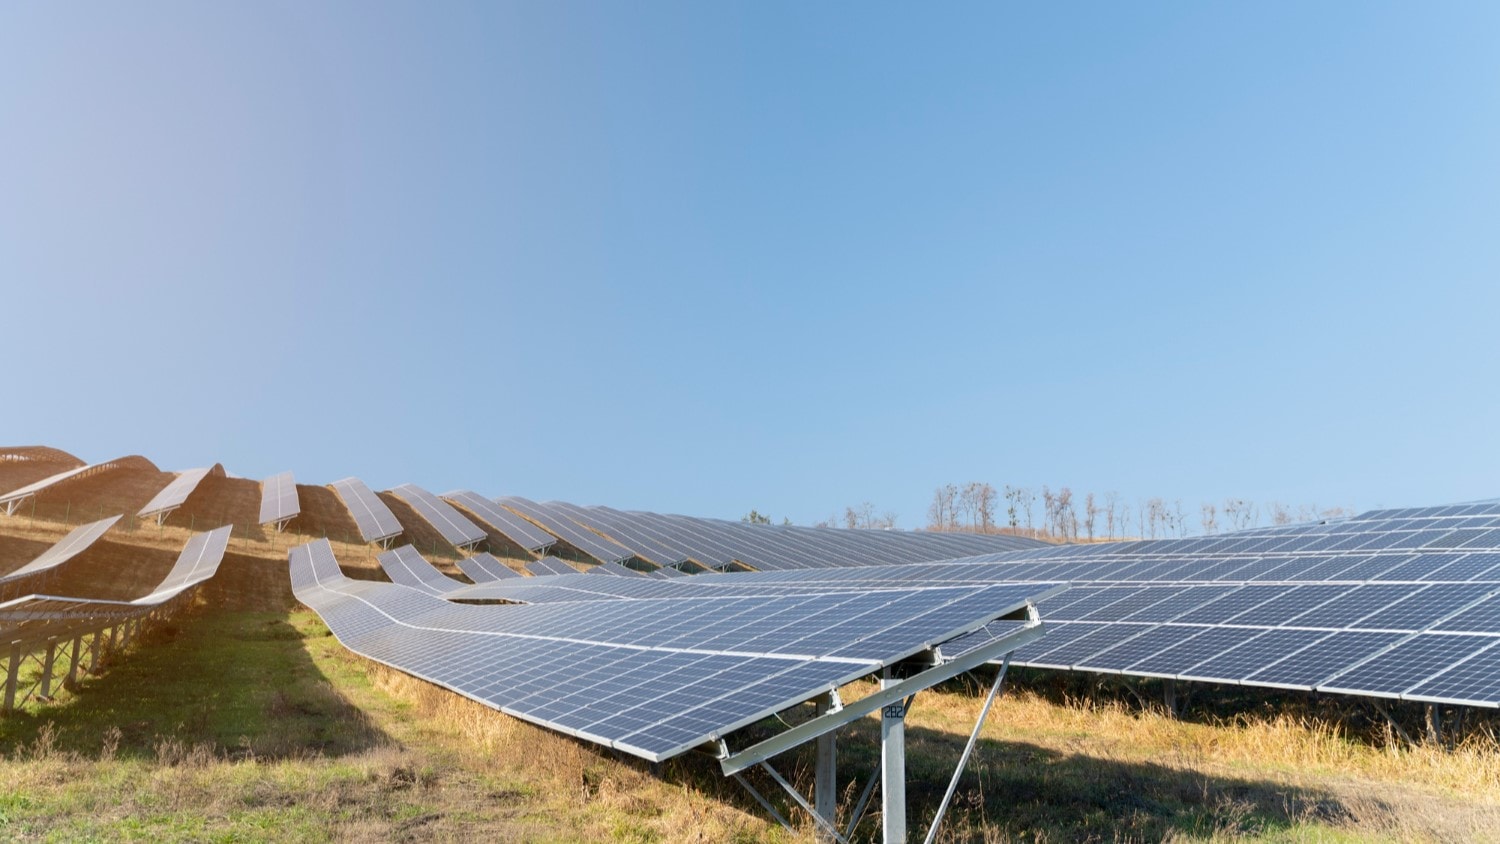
1223 498 1257 532
1173 500 1187 537
845 502 877 529
927 484 958 531
1020 488 1036 537
1118 501 1132 540
1200 502 1218 535
1270 502 1292 526
1104 491 1119 539
1003 485 1020 530
1041 486 1057 538
1055 487 1076 541
1084 492 1099 542
975 483 997 532
1145 497 1168 539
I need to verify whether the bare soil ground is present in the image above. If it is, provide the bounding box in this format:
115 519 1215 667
171 473 264 539
25 466 174 527
0 461 80 498
289 483 362 544
377 491 460 563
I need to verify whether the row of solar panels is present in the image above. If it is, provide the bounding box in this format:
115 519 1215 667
317 479 1039 574
0 524 233 647
351 496 1500 710
290 538 1056 762
926 500 1500 707
490 496 1041 570
1 457 1036 574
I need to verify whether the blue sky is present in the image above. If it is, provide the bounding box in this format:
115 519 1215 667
4 3 1499 526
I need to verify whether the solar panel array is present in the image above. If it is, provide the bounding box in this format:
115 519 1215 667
500 497 635 564
388 484 488 550
377 544 467 597
500 499 1044 572
443 491 556 553
587 561 646 578
290 538 1056 762
527 556 578 577
258 471 300 528
138 467 215 522
457 553 522 583
330 478 404 545
0 526 231 645
935 501 1500 708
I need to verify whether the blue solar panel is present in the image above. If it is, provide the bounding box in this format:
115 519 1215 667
1405 640 1500 705
1321 634 1496 697
457 553 522 583
1179 629 1333 684
290 539 1054 762
1246 632 1404 688
527 557 579 577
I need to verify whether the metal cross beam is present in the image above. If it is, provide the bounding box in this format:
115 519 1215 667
719 620 1045 776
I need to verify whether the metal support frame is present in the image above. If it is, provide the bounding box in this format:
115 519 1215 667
922 656 1010 844
881 667 909 844
718 616 1045 844
1371 698 1418 747
844 759 882 839
815 692 837 842
38 639 57 700
65 635 82 690
0 585 203 714
3 641 19 712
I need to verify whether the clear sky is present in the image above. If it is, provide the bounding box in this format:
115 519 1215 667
4 3 1499 527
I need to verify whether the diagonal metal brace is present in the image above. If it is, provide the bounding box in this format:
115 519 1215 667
719 621 1045 776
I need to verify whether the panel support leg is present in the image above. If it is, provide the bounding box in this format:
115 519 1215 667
1372 699 1417 747
39 640 57 700
815 692 837 841
65 636 82 690
1426 704 1442 746
922 657 1010 844
882 667 908 844
1163 678 1178 718
3 642 20 714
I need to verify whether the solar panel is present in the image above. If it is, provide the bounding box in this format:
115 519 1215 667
1404 641 1500 706
1245 632 1404 689
527 557 578 577
0 515 121 590
456 553 522 583
498 498 634 564
1321 634 1497 697
443 491 556 553
1177 629 1331 685
137 466 216 524
587 561 646 577
0 526 232 643
258 471 299 530
289 539 1056 762
330 478 403 545
388 484 487 550
0 462 106 514
377 545 467 596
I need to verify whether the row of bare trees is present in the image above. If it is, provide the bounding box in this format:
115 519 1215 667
924 483 1353 541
